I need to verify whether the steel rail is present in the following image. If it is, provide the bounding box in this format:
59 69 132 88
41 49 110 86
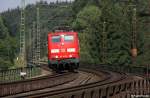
0 71 77 97
6 67 127 98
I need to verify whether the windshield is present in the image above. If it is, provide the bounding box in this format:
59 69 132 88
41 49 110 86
64 35 74 42
52 36 61 42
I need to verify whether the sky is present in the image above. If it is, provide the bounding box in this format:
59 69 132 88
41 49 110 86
0 0 71 13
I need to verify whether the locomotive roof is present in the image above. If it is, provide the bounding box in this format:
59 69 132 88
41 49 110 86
53 26 73 31
48 31 78 36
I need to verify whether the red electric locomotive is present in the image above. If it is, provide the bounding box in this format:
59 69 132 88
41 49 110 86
48 28 79 72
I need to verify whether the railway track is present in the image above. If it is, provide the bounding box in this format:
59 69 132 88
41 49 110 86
1 66 108 98
2 67 128 98
1 64 149 98
0 70 78 97
22 69 127 98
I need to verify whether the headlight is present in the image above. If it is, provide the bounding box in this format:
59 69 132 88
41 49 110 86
55 56 58 58
67 48 75 52
51 49 59 53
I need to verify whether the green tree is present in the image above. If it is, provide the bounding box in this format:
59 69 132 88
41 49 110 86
0 16 17 70
0 16 8 38
73 5 102 64
1 1 73 62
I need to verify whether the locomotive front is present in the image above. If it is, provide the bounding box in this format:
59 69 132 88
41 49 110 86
48 31 79 72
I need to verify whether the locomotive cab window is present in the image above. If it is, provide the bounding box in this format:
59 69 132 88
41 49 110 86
52 36 61 42
64 35 74 42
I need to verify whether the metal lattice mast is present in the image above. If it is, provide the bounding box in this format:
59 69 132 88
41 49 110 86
36 7 41 63
18 0 26 67
32 22 36 64
132 7 137 50
129 0 137 64
28 29 32 62
102 21 107 64
132 7 137 52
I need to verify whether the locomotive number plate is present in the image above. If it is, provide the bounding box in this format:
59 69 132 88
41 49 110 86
61 49 66 52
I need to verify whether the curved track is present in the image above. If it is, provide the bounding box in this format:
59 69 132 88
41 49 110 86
2 66 128 98
1 64 148 98
29 71 126 98
0 68 77 97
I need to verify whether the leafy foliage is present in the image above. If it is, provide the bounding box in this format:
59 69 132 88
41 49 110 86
0 0 149 69
1 1 73 63
0 16 17 70
73 5 102 64
73 0 148 66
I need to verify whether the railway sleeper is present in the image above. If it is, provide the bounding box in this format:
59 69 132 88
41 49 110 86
100 87 108 98
92 88 100 98
139 80 144 95
109 86 115 96
120 83 126 92
71 91 83 98
114 85 121 95
63 91 82 98
126 83 131 91
83 89 91 98
52 90 84 98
